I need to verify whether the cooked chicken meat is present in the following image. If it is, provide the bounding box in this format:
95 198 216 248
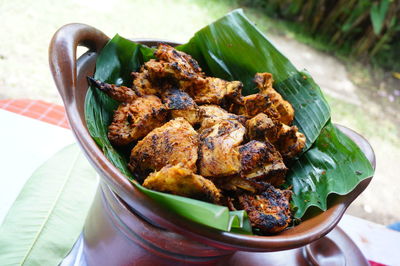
89 44 309 235
236 184 292 234
181 78 243 105
143 164 221 204
199 104 246 129
254 72 294 125
239 140 287 186
154 43 204 76
236 93 280 121
108 95 167 146
129 118 198 176
87 77 139 102
198 119 245 177
246 113 306 160
88 78 167 146
161 87 202 125
276 124 306 159
246 113 282 143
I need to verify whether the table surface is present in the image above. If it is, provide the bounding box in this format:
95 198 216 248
1 99 399 266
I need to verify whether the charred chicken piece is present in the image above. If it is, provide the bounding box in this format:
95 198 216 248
143 164 222 204
154 43 204 76
254 72 294 125
276 124 306 159
246 113 282 143
161 87 202 125
246 113 306 160
239 140 287 186
212 175 265 194
181 78 243 105
129 118 199 176
87 77 139 102
88 78 168 146
131 69 160 95
236 184 292 234
236 93 281 121
107 95 168 146
199 105 246 130
198 119 245 177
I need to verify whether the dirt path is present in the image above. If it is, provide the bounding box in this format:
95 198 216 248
1 0 399 225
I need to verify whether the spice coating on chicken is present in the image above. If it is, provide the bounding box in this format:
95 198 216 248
236 184 292 234
199 105 246 130
129 118 198 176
254 72 294 125
161 88 202 125
182 78 243 105
246 113 306 160
198 120 245 177
276 124 306 159
239 140 287 186
87 77 139 102
108 95 168 146
131 70 160 95
143 164 221 204
237 93 280 121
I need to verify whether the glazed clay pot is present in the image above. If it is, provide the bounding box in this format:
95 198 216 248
49 24 375 265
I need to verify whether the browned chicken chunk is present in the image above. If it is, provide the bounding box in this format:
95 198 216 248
131 69 160 95
239 140 287 186
107 95 168 146
129 118 199 176
87 77 139 102
182 78 243 105
198 119 245 177
254 72 294 125
246 113 306 160
143 164 221 204
88 78 168 146
246 113 282 143
276 124 306 159
236 93 280 120
154 43 204 76
236 185 292 234
161 88 202 125
212 175 264 194
199 104 246 129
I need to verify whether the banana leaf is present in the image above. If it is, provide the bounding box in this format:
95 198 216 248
85 9 374 231
0 144 98 265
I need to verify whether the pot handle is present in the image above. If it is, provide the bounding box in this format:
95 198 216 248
49 23 109 103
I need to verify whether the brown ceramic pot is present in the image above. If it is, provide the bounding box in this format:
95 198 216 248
49 24 375 264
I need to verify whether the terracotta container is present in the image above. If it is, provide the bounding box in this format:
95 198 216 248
49 24 375 265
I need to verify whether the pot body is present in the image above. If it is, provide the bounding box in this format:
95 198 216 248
83 181 234 266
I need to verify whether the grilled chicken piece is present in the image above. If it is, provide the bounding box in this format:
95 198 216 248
129 118 198 176
246 113 282 143
87 77 139 102
236 93 280 121
276 124 306 159
199 105 246 129
198 119 245 177
154 43 204 76
143 164 221 204
108 95 167 146
236 184 292 234
88 78 168 146
254 72 294 125
239 140 287 186
246 113 306 160
131 69 160 95
161 88 202 125
181 78 243 105
212 175 264 194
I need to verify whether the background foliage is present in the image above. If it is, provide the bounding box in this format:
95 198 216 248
239 0 400 72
